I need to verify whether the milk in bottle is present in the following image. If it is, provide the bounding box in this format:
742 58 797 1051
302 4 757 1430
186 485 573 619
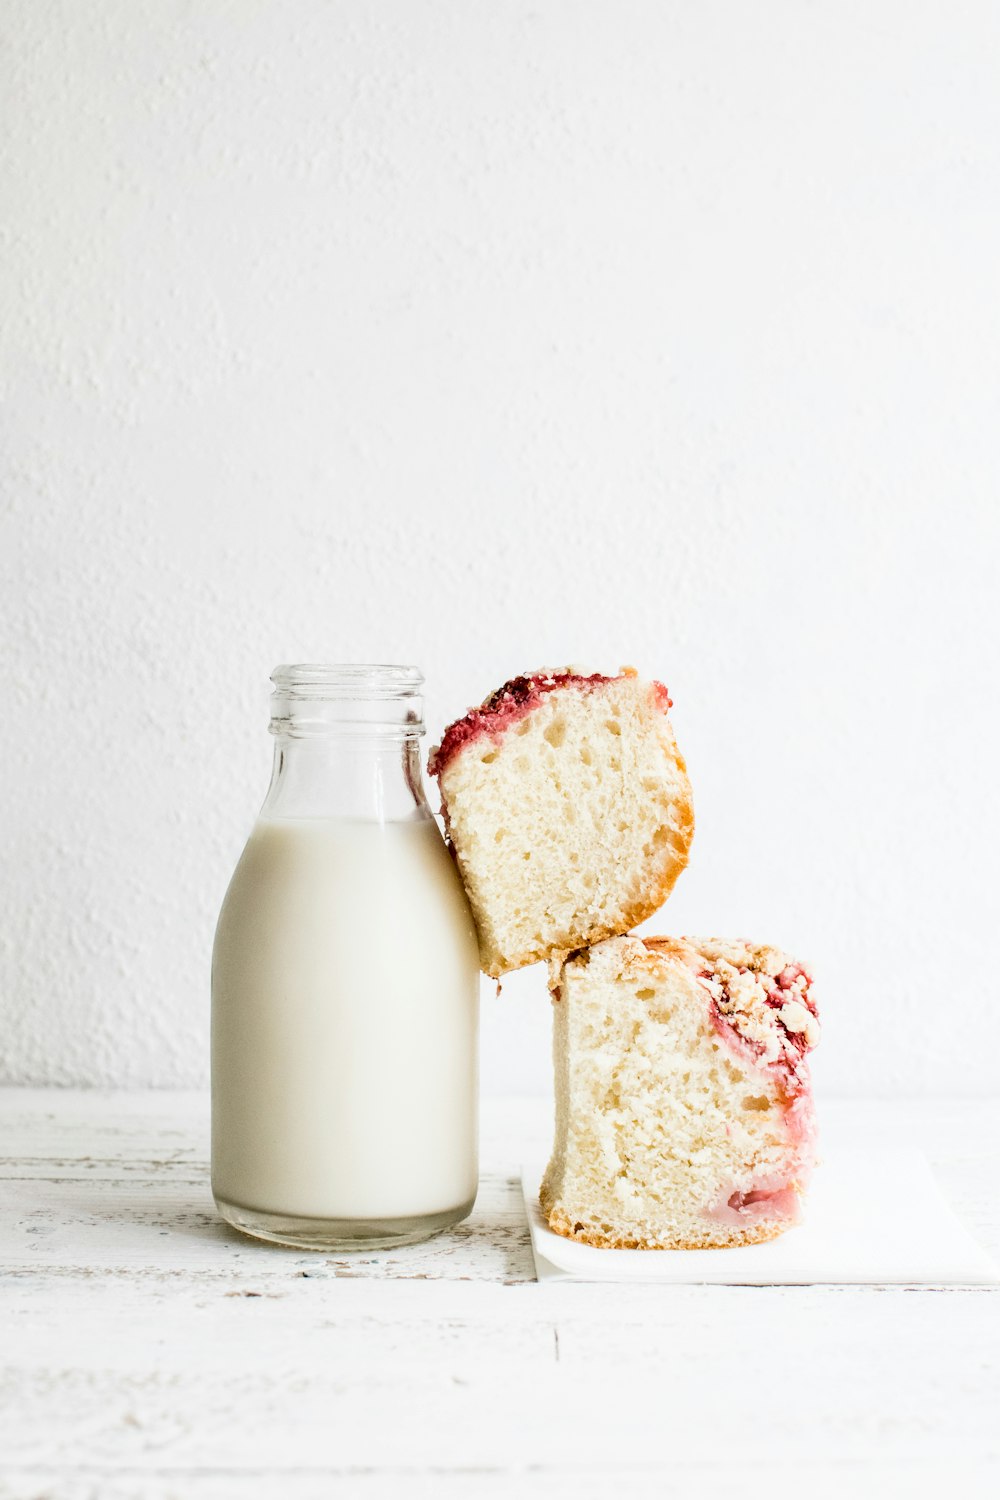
211 665 480 1250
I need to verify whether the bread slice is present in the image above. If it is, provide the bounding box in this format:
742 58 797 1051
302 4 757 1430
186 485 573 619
427 669 694 977
541 935 819 1250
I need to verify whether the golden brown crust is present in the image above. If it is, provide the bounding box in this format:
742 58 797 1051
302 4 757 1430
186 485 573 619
543 933 691 988
540 1188 795 1252
637 935 695 960
482 878 683 980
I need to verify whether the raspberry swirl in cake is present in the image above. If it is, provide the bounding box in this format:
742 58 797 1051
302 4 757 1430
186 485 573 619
680 942 820 1227
428 667 673 777
425 675 677 780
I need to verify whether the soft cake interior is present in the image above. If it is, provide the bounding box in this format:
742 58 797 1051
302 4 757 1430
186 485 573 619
541 937 816 1250
437 678 693 976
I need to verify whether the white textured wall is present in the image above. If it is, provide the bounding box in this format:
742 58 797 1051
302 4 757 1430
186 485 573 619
2 1 998 1097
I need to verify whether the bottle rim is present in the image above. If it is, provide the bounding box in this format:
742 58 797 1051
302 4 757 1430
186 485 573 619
269 664 425 738
270 663 423 697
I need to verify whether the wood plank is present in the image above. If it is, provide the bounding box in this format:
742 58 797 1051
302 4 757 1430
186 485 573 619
2 1289 999 1471
1 1089 998 1496
0 1092 548 1169
0 1461 993 1500
3 1095 998 1269
0 1172 533 1282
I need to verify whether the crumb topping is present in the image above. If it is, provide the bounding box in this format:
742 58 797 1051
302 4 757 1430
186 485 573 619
688 942 819 1098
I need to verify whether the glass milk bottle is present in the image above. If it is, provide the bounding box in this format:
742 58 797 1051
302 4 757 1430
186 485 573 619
211 664 480 1250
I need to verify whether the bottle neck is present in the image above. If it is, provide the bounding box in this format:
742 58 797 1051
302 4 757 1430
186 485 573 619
260 664 430 823
261 734 431 823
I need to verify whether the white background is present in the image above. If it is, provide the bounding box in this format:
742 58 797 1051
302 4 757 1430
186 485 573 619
1 0 997 1097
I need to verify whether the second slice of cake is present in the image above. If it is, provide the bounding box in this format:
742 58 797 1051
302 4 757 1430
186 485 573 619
541 935 819 1249
428 668 694 977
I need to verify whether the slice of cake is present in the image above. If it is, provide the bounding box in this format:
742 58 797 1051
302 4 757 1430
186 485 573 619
541 935 819 1249
427 669 694 977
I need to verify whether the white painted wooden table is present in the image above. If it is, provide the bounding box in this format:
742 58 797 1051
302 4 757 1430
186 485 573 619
2 1091 999 1500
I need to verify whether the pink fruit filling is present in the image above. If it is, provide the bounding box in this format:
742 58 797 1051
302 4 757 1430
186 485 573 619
707 1181 801 1228
700 961 818 1101
427 669 672 777
694 952 819 1227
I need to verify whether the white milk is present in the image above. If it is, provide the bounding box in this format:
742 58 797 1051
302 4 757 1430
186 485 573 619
211 815 480 1222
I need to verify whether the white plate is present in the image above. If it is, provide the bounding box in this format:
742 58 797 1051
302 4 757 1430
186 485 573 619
521 1147 1000 1284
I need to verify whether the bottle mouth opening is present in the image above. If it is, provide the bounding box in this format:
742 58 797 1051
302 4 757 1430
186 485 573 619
269 664 425 737
271 664 424 698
